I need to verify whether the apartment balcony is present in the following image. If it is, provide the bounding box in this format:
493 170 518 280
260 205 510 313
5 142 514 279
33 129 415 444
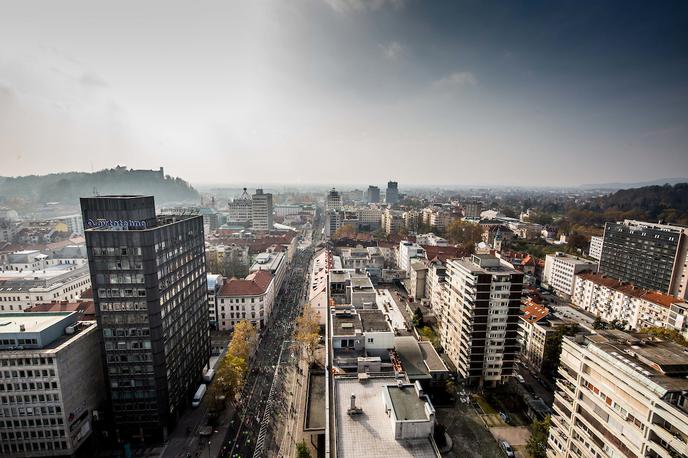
558 378 576 398
651 423 688 457
554 390 574 411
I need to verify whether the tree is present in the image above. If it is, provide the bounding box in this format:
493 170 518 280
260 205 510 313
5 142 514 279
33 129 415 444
295 307 321 365
526 416 551 458
445 220 482 245
412 307 425 328
640 327 688 346
227 320 257 361
296 441 311 458
592 316 606 330
542 325 578 379
418 326 441 350
334 224 356 240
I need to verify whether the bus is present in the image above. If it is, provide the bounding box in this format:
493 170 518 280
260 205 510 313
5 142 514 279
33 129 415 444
192 384 207 408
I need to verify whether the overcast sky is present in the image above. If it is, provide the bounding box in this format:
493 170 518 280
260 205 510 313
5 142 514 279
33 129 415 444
0 0 686 187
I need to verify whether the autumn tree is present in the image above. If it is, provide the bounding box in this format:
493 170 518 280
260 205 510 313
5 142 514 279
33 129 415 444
445 220 482 245
209 320 257 408
334 224 356 240
640 327 688 346
295 307 321 365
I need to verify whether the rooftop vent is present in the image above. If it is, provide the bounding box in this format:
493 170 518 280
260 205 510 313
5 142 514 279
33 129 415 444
347 394 363 416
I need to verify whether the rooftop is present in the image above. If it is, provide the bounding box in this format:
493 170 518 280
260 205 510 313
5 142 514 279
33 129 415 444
386 384 430 421
0 312 74 334
334 377 438 458
577 272 687 308
332 310 363 336
219 270 273 296
521 302 550 324
579 330 688 392
359 310 391 333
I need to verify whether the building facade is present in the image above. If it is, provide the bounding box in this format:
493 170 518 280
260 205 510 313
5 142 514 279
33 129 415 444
548 330 688 458
543 253 596 297
326 189 343 212
216 270 274 330
588 236 603 261
385 181 399 205
599 220 688 299
251 189 273 231
82 195 209 442
366 186 380 204
440 255 523 386
0 313 105 457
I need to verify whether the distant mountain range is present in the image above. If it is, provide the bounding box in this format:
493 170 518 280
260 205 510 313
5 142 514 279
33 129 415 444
0 166 200 207
580 177 688 190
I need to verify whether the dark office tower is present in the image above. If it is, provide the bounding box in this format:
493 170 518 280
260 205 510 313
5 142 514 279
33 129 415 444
599 220 688 299
81 195 209 442
366 185 380 203
385 181 399 205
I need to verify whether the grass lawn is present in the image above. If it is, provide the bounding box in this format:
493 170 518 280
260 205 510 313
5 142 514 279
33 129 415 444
473 394 497 414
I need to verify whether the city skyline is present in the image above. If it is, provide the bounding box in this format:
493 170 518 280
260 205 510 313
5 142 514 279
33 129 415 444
1 0 687 186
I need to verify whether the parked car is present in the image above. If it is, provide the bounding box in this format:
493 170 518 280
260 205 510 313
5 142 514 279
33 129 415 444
499 411 512 424
500 440 515 458
515 374 525 384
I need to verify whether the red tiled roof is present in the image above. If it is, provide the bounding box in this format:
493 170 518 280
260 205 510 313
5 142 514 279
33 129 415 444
521 300 550 324
219 270 273 297
577 272 684 308
422 245 466 263
25 300 95 320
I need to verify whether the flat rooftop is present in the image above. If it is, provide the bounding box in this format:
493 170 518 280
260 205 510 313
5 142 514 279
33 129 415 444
582 330 688 392
359 310 391 333
350 276 374 290
0 313 72 334
334 377 438 458
332 310 362 336
450 256 517 274
386 384 429 421
0 264 88 283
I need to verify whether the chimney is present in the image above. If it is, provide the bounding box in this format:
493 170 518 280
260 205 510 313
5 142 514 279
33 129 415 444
19 324 26 332
350 394 356 410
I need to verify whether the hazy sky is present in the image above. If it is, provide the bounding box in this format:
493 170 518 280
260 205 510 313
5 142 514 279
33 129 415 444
1 0 687 187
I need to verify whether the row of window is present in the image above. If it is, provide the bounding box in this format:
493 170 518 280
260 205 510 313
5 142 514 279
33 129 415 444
0 440 68 454
0 417 64 428
0 369 55 379
0 381 58 392
0 357 54 367
1 393 60 404
0 404 61 417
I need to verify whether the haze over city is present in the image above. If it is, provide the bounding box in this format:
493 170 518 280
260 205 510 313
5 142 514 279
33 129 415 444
1 0 687 186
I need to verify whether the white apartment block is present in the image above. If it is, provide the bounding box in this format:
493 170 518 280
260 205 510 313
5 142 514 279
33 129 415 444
548 330 688 458
0 265 91 313
216 270 275 330
572 272 688 334
440 255 523 387
544 253 596 297
249 251 286 293
425 259 447 315
398 241 426 274
251 189 273 231
588 236 603 261
416 233 448 247
0 313 104 457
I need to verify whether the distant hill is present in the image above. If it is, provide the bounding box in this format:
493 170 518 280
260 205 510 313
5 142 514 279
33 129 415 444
567 183 688 226
0 166 200 206
580 177 688 190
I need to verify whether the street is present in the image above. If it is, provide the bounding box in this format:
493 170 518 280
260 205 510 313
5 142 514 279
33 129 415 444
218 242 314 458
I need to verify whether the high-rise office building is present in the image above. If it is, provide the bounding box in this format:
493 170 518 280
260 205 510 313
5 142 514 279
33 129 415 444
81 195 209 442
251 189 273 231
326 188 342 212
463 200 482 219
366 186 380 203
599 220 688 299
440 254 523 387
385 181 399 205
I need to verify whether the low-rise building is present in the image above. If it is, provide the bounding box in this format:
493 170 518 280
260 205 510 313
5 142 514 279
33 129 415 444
216 270 274 330
249 250 286 293
332 376 439 458
548 330 688 458
415 233 448 247
519 300 579 372
543 253 596 297
0 264 91 313
0 313 105 457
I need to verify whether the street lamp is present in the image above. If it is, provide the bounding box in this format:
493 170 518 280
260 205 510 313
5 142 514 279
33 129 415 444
207 440 212 458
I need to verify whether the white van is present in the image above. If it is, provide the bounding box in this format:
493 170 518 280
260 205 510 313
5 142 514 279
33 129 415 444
192 384 207 407
203 369 215 383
